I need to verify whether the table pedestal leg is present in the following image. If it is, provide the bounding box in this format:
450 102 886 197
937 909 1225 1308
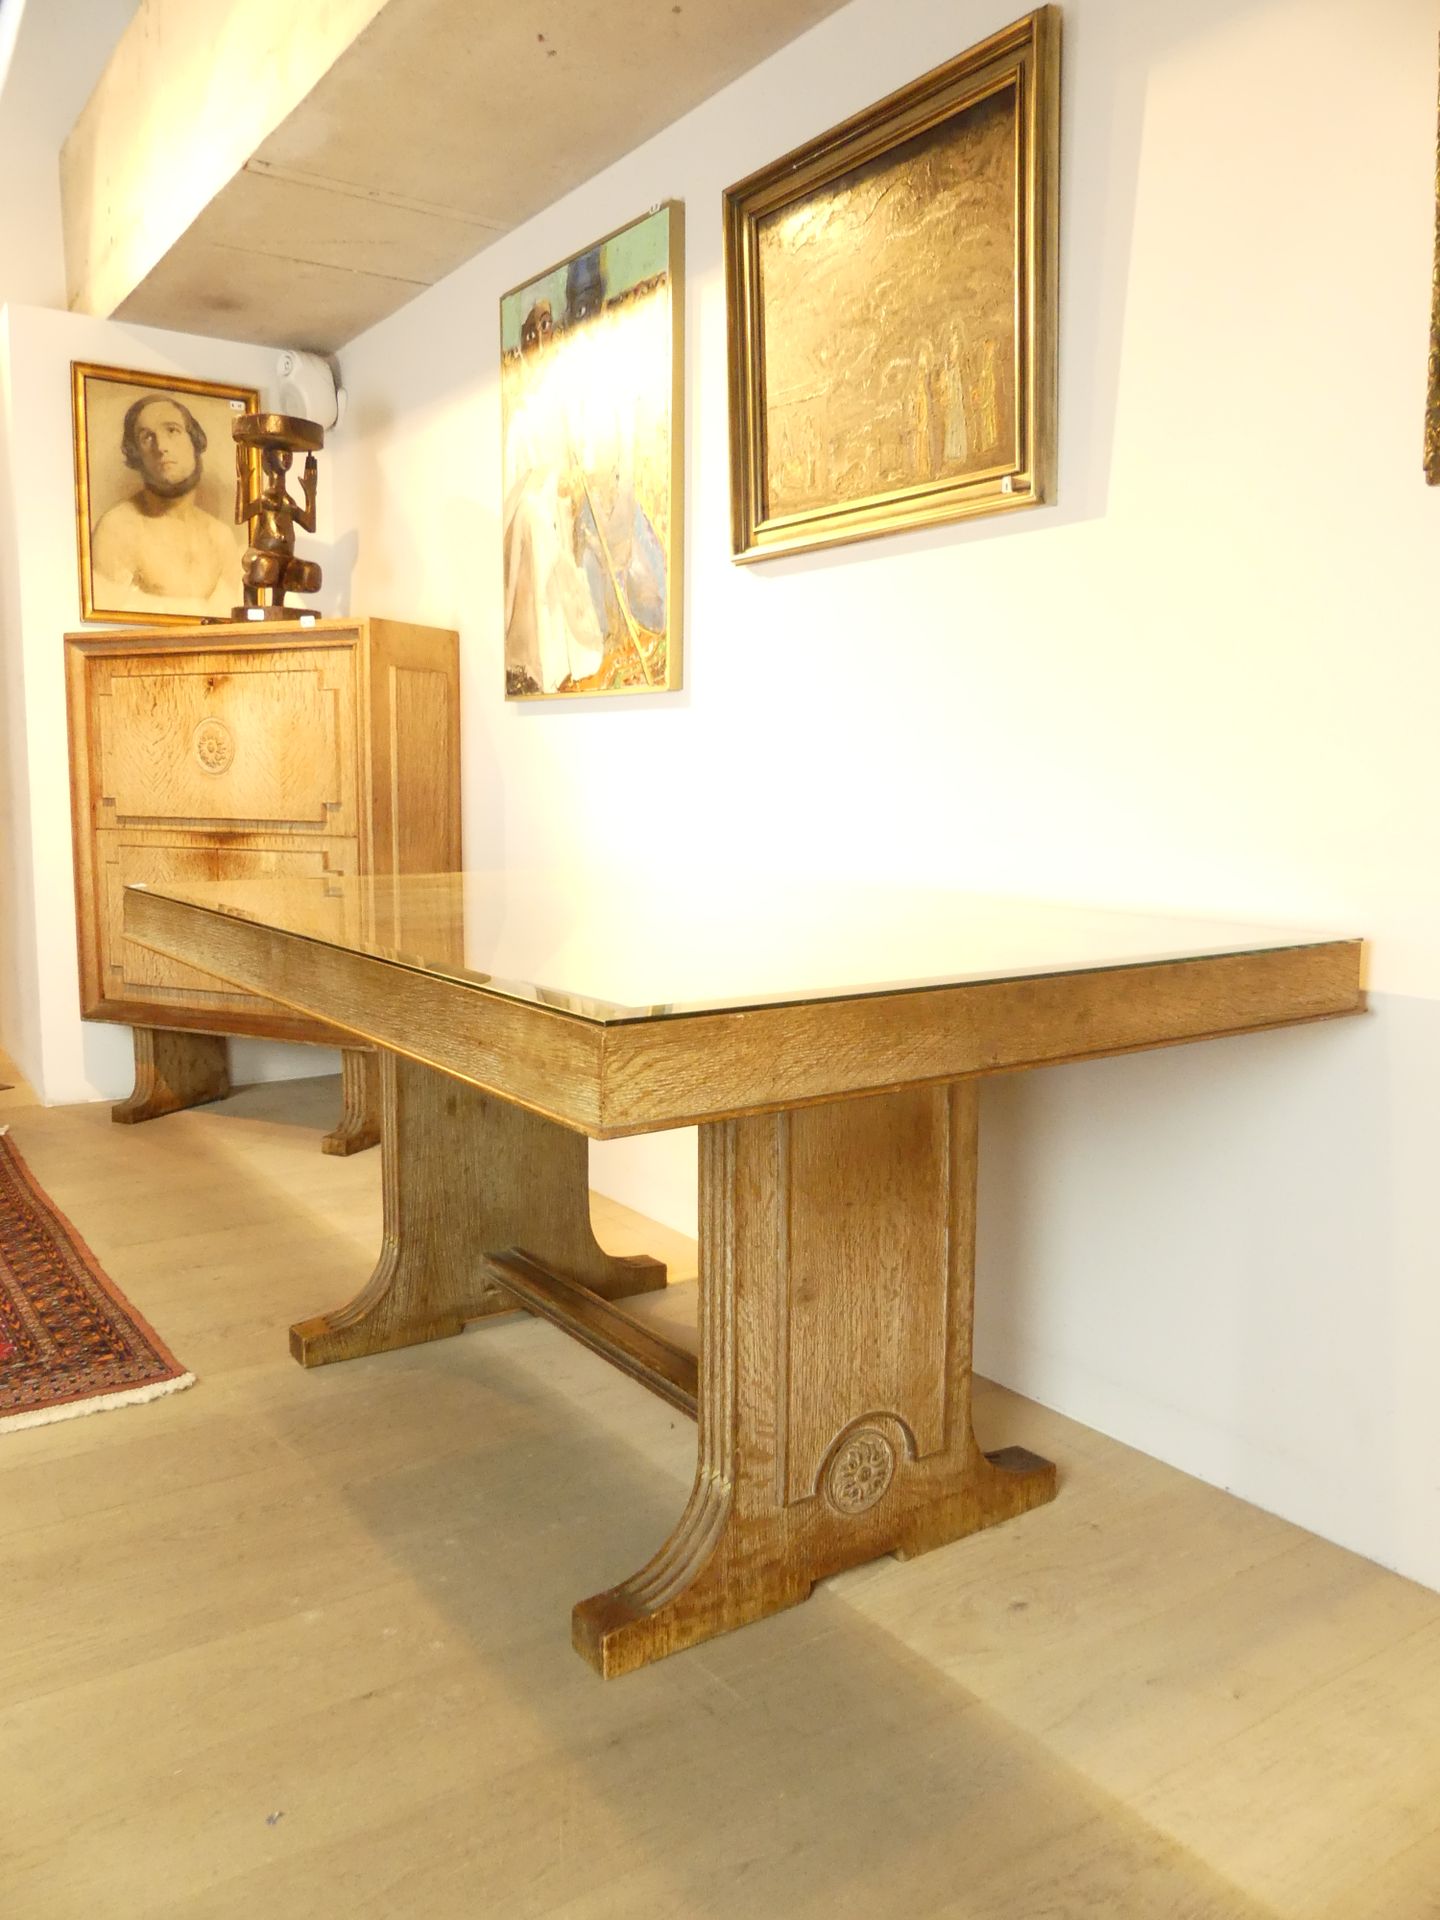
291 1054 666 1366
320 1048 381 1156
573 1081 1055 1677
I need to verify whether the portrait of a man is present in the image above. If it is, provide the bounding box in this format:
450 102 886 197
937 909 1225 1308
71 363 258 623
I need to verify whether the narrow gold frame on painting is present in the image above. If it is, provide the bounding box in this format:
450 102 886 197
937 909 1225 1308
1425 42 1440 484
498 203 685 700
724 8 1060 562
71 361 259 626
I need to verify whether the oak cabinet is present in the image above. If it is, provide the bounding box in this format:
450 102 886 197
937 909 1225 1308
65 615 460 1147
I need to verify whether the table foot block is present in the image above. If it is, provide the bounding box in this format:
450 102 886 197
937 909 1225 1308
599 1252 668 1298
570 1440 1058 1678
573 1545 811 1680
321 1048 381 1156
289 1307 477 1368
320 1120 381 1156
892 1445 1058 1560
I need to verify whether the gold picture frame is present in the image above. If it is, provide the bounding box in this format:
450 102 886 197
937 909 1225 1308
1426 43 1440 485
500 202 684 699
724 9 1060 562
71 362 259 625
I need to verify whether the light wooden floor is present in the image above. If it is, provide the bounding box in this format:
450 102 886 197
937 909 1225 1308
2 1060 1439 1920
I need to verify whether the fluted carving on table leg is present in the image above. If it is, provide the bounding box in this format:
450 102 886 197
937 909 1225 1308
574 1119 804 1674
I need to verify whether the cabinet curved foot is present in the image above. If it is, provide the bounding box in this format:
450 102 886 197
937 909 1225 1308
112 1028 229 1125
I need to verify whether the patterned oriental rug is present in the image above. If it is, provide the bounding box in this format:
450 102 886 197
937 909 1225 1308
0 1128 194 1432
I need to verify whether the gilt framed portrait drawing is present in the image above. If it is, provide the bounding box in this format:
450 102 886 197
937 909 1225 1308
501 203 683 699
71 363 259 625
724 8 1059 561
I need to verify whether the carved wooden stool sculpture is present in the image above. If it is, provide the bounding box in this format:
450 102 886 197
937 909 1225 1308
233 411 324 621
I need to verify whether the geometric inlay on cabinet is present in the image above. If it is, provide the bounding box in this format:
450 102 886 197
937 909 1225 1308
66 616 460 1152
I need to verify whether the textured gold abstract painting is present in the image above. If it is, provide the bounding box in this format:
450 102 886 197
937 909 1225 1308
726 10 1058 560
759 91 1018 520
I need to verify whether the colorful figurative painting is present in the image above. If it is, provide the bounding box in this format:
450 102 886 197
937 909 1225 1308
501 204 683 698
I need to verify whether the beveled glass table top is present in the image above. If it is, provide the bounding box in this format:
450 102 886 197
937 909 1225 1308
127 869 1351 1026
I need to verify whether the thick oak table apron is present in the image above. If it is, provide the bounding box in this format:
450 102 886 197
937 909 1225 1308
124 882 1363 1677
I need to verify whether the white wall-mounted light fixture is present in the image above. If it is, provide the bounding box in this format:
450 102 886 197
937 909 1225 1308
276 349 345 430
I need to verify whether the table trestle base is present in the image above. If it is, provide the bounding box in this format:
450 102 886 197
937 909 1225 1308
289 1058 1055 1672
289 1055 666 1368
574 1080 1058 1677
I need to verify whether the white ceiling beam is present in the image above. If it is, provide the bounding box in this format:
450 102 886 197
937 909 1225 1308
62 0 850 352
62 0 387 331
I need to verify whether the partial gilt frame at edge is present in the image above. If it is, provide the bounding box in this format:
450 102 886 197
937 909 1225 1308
1425 39 1440 485
723 8 1060 562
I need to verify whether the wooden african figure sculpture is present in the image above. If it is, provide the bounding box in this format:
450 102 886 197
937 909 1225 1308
232 411 324 620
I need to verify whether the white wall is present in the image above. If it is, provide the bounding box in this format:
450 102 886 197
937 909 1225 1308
0 0 138 1076
333 0 1440 1592
0 0 140 310
0 304 350 1101
0 0 346 1099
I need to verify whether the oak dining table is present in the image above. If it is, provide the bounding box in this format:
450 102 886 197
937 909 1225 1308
123 870 1363 1677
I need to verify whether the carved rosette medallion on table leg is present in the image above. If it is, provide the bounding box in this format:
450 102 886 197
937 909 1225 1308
290 1054 667 1366
572 1080 1056 1677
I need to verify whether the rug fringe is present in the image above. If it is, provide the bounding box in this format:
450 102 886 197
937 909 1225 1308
0 1372 196 1434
